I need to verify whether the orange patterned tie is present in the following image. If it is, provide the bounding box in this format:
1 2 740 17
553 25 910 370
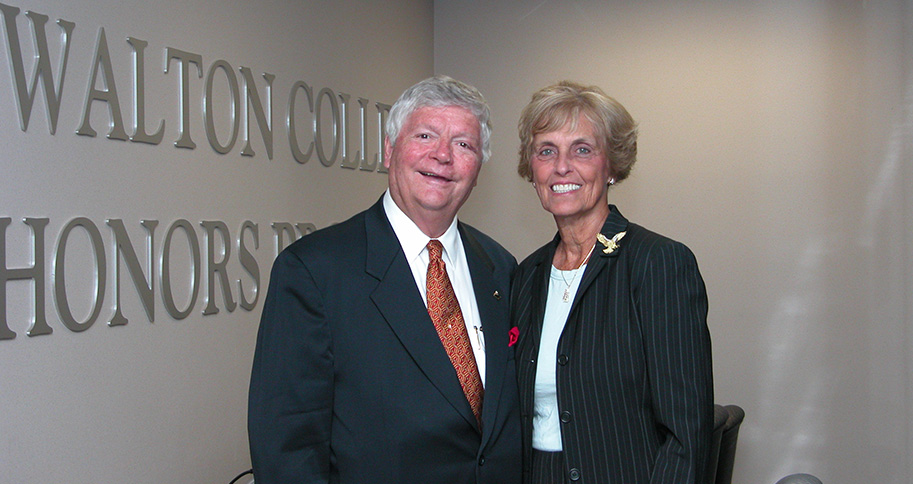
426 239 483 426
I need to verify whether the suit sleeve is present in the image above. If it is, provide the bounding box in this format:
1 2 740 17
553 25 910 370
637 241 713 484
248 249 334 484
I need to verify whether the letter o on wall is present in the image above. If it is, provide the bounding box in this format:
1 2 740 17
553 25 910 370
204 59 241 154
54 217 106 332
314 87 340 167
161 219 201 320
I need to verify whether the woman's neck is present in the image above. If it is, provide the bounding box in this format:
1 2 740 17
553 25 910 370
553 205 609 270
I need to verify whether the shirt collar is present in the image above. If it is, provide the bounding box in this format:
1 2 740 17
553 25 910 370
383 190 460 262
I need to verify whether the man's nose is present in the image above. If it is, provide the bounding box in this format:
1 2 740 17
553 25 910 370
431 139 452 163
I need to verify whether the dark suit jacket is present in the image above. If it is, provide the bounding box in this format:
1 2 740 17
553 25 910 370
512 205 713 484
248 196 521 484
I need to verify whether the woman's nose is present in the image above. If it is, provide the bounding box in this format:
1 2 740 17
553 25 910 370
554 152 572 174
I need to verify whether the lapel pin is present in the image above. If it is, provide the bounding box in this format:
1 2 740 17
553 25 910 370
493 290 501 300
597 231 627 254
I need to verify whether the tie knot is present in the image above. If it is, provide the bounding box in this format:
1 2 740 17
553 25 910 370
427 239 444 261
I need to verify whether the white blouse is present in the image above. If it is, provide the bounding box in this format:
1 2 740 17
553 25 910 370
532 263 586 451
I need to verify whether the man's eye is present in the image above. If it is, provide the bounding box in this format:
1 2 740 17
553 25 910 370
418 133 430 139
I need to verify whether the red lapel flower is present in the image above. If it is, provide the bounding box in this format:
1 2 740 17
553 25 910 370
508 327 519 347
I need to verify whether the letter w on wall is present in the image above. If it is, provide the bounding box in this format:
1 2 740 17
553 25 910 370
0 3 74 134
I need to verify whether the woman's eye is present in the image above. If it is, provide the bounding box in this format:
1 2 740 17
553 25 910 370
576 146 591 155
538 148 554 157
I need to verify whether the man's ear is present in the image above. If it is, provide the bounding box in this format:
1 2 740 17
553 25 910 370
383 136 394 169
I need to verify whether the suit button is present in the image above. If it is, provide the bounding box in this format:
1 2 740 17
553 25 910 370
569 468 581 481
560 411 571 423
557 354 569 365
478 455 485 466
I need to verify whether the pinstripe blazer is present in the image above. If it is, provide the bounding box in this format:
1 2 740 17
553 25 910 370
512 205 713 484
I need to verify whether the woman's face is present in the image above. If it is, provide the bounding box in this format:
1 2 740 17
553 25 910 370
530 116 612 221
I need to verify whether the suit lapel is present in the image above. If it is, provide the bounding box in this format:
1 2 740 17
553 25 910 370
460 225 506 439
366 201 479 430
530 241 557 344
573 205 629 304
514 241 554 420
530 206 629 349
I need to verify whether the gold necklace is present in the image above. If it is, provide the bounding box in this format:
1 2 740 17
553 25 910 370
559 243 596 303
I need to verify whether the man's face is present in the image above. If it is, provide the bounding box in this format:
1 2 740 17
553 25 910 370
384 105 483 236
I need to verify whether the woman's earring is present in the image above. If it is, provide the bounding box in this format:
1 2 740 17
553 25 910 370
608 178 616 186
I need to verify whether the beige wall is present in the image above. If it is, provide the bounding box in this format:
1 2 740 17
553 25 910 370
3 1 911 482
436 1 912 483
0 0 431 482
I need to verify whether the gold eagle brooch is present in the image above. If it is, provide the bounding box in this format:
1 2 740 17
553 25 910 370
596 231 626 254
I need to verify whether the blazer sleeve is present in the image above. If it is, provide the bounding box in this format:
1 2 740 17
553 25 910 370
636 240 713 484
248 248 334 484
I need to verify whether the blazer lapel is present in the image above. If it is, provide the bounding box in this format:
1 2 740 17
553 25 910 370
549 206 630 346
530 241 557 342
460 225 507 438
573 205 629 303
366 201 479 429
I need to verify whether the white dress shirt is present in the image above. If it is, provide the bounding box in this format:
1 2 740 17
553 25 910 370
382 190 486 385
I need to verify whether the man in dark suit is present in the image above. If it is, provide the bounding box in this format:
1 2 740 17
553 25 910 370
248 76 521 484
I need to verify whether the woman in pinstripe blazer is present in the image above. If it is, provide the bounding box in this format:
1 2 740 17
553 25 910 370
512 81 714 484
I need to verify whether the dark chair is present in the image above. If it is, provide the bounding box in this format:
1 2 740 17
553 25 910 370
229 469 253 484
705 404 730 483
775 474 822 484
715 404 745 484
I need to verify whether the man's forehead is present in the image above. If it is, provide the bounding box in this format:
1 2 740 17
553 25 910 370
411 104 473 116
407 105 478 129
